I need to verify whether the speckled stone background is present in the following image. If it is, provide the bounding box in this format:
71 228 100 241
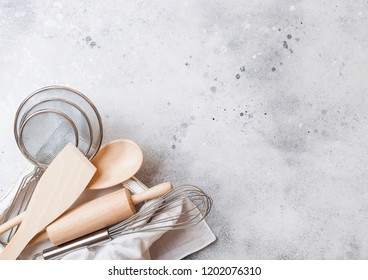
0 0 368 259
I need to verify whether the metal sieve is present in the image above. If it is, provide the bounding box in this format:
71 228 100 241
20 98 93 158
14 85 103 160
0 86 103 244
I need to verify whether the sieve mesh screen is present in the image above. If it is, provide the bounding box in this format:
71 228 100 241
19 111 78 167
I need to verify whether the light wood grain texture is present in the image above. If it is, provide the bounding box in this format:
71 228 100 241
0 212 25 236
131 182 173 204
0 143 96 260
31 182 173 246
88 139 143 189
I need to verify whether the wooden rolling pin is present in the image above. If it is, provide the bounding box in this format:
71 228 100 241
30 182 172 246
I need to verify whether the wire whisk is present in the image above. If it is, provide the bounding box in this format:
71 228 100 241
110 185 213 236
36 185 213 260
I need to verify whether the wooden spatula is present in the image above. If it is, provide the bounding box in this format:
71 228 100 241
0 143 96 260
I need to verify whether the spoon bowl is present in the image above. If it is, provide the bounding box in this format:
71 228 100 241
88 139 143 190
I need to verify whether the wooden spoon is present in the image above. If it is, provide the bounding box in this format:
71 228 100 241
0 143 96 259
0 139 143 237
88 139 143 189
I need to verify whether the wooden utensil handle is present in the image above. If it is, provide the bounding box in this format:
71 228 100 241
0 221 38 260
27 230 49 248
0 212 25 235
131 182 172 204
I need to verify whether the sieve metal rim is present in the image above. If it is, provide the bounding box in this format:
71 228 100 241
14 85 103 160
19 97 94 159
18 109 79 168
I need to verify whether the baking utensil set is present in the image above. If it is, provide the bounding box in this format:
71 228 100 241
0 86 212 260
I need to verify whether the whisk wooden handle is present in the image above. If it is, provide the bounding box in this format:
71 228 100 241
46 182 172 246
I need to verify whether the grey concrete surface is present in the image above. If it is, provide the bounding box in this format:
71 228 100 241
0 0 368 259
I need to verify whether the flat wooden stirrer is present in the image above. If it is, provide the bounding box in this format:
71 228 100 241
0 143 96 260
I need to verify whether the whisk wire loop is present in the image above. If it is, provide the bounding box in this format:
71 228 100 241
108 185 213 238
